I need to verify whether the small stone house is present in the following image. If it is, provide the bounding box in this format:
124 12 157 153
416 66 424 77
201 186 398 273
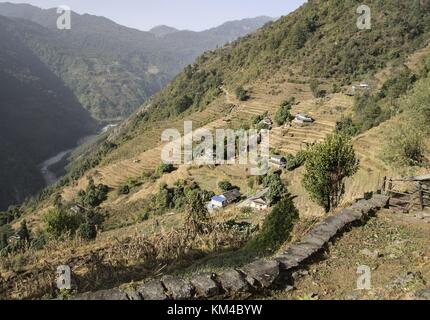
269 155 287 169
294 114 315 124
239 188 270 211
249 198 269 211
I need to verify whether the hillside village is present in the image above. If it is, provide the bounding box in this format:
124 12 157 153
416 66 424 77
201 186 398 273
1 0 430 300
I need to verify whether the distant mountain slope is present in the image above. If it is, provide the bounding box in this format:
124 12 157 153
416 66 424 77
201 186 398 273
0 2 272 121
104 0 425 133
0 15 96 210
149 25 180 37
71 0 430 181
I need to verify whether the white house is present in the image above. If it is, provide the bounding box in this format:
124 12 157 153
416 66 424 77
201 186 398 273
210 195 226 208
208 189 242 212
269 155 287 169
350 83 371 95
249 198 269 211
238 188 270 211
294 114 315 123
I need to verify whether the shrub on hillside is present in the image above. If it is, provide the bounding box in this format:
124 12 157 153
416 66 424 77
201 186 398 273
0 224 13 252
30 231 47 251
17 220 31 244
263 172 288 205
383 125 426 167
77 222 97 240
44 207 103 240
218 180 234 192
310 80 326 98
303 134 359 212
285 151 306 171
43 208 82 239
247 197 299 253
251 111 269 125
117 184 130 195
353 93 390 132
235 86 249 101
274 97 295 126
77 178 109 208
378 67 417 100
156 163 175 176
335 116 360 137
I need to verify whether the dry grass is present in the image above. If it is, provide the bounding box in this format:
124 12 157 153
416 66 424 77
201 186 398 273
268 209 430 300
0 213 252 300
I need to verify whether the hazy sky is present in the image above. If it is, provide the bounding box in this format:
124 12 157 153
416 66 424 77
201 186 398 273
3 0 306 31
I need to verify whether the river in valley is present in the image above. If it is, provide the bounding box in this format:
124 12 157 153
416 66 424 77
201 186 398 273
39 124 118 186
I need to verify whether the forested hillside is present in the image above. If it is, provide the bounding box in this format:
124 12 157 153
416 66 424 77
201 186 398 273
0 15 96 210
115 0 430 135
0 3 272 120
0 3 271 209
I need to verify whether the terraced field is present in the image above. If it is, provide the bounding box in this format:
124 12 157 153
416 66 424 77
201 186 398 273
60 76 359 213
43 48 427 221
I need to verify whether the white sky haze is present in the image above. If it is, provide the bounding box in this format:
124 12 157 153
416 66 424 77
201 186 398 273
2 0 306 31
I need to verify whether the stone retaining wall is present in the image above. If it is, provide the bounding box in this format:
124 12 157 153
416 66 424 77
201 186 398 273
71 194 390 300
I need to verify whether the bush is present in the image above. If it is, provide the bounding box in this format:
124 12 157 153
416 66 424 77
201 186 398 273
17 220 31 244
285 151 306 171
383 125 426 167
0 224 13 252
335 116 360 136
263 172 288 205
185 189 209 222
378 67 417 99
252 111 268 125
0 206 22 227
43 208 103 240
247 197 299 253
30 231 47 251
274 98 295 126
77 178 109 208
353 93 389 132
303 134 359 212
117 184 130 195
0 211 14 226
153 184 173 213
156 163 175 176
235 86 249 101
43 208 82 239
218 180 234 192
77 222 97 240
310 80 326 98
240 207 253 216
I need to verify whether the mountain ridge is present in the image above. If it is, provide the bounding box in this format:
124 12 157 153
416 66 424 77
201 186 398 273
0 2 273 121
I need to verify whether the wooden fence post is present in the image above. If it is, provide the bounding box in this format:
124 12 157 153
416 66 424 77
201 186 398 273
387 178 393 196
382 176 387 195
419 182 424 210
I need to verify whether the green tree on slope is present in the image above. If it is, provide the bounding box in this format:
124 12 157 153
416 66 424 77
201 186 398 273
302 134 359 212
